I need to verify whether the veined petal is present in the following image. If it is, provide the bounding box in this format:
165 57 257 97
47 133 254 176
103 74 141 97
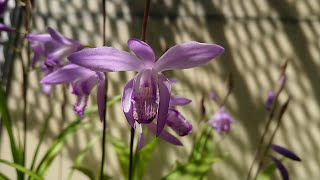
121 78 136 128
272 157 289 180
128 38 156 67
169 95 192 106
97 75 106 122
156 74 171 136
41 64 95 84
146 123 182 146
154 42 224 72
68 47 143 72
132 69 158 124
47 27 72 45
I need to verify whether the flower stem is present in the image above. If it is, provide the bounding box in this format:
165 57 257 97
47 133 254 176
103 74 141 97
128 127 135 180
128 1 151 179
99 0 108 179
252 98 290 180
141 0 151 41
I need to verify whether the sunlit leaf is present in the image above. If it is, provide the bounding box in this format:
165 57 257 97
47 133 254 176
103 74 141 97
0 82 23 178
0 159 42 180
72 166 95 180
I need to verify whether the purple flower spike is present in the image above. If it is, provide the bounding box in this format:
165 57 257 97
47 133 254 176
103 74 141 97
272 157 289 180
271 144 301 161
266 91 275 112
208 107 233 134
69 38 224 135
41 64 105 119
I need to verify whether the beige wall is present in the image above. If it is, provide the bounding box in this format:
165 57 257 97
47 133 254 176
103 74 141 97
1 0 320 179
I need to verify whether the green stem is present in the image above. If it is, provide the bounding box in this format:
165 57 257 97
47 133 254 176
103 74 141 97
128 127 135 180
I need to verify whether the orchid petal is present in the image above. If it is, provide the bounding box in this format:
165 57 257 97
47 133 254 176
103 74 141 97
272 157 289 180
121 78 136 128
0 23 15 32
156 74 171 136
154 42 224 72
146 123 182 146
26 34 52 42
137 124 146 151
41 64 94 84
128 38 156 67
47 27 72 45
97 76 106 122
169 95 192 106
68 47 143 72
271 144 301 161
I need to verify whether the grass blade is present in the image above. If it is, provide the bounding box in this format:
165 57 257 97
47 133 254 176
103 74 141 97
0 159 42 180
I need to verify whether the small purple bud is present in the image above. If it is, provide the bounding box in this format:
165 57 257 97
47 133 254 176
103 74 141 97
271 157 289 180
271 144 301 161
166 109 192 136
209 91 218 102
208 107 233 134
266 91 275 112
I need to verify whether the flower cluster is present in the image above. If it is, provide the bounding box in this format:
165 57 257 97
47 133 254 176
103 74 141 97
28 27 83 95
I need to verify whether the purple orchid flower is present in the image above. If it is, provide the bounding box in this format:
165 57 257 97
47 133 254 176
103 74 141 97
27 27 83 95
0 0 8 15
26 27 83 68
208 107 233 134
40 64 105 119
68 38 224 135
271 157 289 180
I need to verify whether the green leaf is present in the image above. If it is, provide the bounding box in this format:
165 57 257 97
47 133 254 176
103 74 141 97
162 127 224 179
0 82 23 178
134 139 159 180
67 137 99 180
34 119 88 177
72 166 96 180
34 95 120 178
257 163 276 180
109 135 129 179
0 172 10 180
0 159 42 180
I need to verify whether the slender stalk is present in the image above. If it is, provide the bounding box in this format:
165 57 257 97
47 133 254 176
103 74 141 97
252 99 290 180
128 127 135 180
128 1 151 179
246 91 281 180
59 86 68 180
99 0 108 179
141 0 151 41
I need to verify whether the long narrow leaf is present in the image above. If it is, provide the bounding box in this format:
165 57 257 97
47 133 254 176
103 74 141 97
0 82 23 176
0 172 10 180
0 159 42 180
34 95 120 177
35 119 87 177
67 137 99 180
72 166 95 180
134 139 159 180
